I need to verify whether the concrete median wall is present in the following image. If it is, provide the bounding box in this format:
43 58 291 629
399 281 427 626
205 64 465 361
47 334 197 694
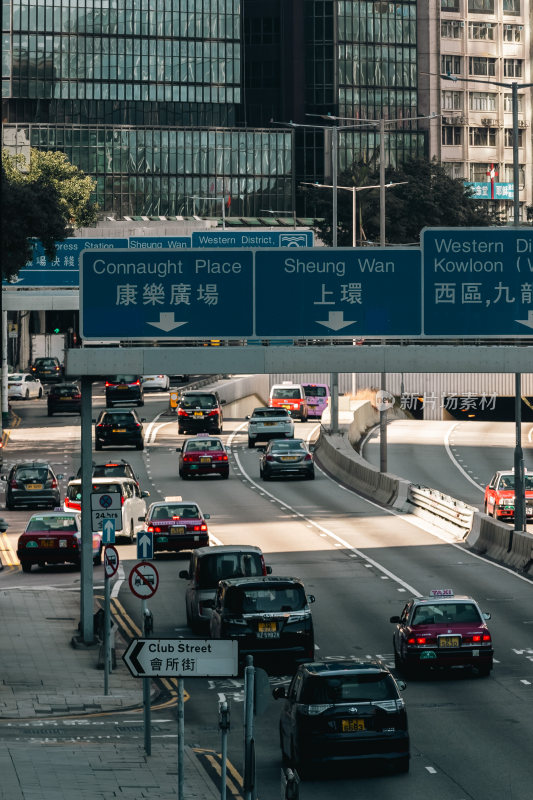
466 513 533 573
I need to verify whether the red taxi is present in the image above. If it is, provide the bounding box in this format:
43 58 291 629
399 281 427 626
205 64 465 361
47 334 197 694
176 435 229 480
390 590 493 678
484 469 533 521
17 512 102 573
144 500 210 554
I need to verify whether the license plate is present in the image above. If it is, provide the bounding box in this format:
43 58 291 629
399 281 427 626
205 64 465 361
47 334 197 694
113 428 126 433
258 621 277 632
193 411 204 417
200 457 211 463
118 386 129 389
281 456 298 462
39 539 55 548
263 422 276 426
60 397 71 401
257 631 280 639
26 483 43 490
282 405 291 409
439 636 460 648
171 526 186 534
341 719 365 732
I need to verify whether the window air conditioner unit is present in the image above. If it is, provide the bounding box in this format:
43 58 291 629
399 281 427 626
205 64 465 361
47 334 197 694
518 25 523 30
505 24 512 30
481 118 494 126
459 21 465 27
518 120 527 128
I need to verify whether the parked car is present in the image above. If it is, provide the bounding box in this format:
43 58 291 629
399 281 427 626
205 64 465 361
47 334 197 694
177 390 224 434
7 373 43 400
259 439 315 481
210 576 315 666
2 462 62 510
484 468 533 521
246 407 294 448
143 500 210 555
105 375 144 407
47 383 81 416
94 408 145 450
274 659 409 778
179 544 272 631
269 382 308 421
142 374 170 392
29 357 63 383
177 435 229 479
63 477 149 542
17 512 102 572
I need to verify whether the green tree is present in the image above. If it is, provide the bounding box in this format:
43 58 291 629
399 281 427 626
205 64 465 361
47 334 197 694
302 157 499 248
1 149 98 280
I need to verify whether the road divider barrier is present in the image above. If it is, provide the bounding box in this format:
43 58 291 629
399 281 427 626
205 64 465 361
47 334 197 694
167 374 269 418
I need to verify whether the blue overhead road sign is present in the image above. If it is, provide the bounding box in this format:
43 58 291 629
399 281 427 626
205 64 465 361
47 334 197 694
422 227 533 336
192 230 313 248
129 236 190 249
255 248 421 337
80 249 254 339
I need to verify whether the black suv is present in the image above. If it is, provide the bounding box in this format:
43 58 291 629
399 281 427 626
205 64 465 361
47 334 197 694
30 357 63 383
210 576 315 666
177 390 224 434
105 375 144 407
76 460 140 488
94 409 145 450
2 462 62 510
47 383 81 416
273 659 410 779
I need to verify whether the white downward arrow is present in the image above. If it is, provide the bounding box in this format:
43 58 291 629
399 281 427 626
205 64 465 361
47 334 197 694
316 310 357 331
147 312 187 332
516 310 533 330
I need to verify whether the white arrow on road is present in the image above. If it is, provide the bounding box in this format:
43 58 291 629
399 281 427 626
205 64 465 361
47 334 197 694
516 310 533 330
147 312 187 332
138 532 152 557
316 310 357 331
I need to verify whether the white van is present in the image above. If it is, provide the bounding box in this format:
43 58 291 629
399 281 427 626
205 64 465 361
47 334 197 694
269 382 309 421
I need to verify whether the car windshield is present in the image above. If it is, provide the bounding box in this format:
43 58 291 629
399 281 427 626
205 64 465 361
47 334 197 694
35 359 57 367
15 467 50 482
10 374 24 381
93 465 129 477
252 408 289 418
110 375 138 383
26 516 78 532
102 413 135 425
53 386 78 396
412 603 482 625
272 388 301 400
226 585 306 613
499 475 533 490
185 439 223 452
180 394 216 409
67 483 122 501
270 441 305 453
151 504 200 520
302 385 328 397
301 673 397 704
197 553 263 589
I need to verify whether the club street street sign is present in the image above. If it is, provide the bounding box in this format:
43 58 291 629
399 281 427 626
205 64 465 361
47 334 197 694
104 545 120 578
101 518 116 544
191 230 313 248
123 638 238 678
255 248 422 337
80 249 254 339
129 561 159 599
137 530 153 560
422 227 533 337
91 491 123 532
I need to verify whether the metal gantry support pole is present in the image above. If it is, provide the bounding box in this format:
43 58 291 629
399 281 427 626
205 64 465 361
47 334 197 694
332 125 338 248
512 372 525 545
379 371 387 474
330 373 339 434
512 81 520 226
80 377 94 643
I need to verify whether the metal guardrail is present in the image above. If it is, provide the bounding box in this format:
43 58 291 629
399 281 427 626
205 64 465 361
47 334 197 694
408 485 475 530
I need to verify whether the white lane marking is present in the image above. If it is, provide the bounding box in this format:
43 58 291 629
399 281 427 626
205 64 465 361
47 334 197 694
111 563 125 598
425 766 437 774
144 411 166 444
528 426 533 443
444 422 485 492
232 421 533 585
520 680 531 685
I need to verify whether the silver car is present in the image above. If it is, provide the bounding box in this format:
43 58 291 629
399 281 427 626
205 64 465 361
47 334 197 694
179 545 272 632
259 439 315 481
246 407 294 448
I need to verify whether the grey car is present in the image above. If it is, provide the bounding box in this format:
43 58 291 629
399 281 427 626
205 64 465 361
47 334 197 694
259 439 315 481
246 407 294 448
179 545 272 632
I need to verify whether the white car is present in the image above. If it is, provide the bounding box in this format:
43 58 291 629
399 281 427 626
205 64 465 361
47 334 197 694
142 374 170 391
63 476 149 542
8 373 44 400
246 406 295 448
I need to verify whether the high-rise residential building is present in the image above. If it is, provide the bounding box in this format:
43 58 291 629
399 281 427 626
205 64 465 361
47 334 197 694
2 0 431 220
419 0 532 221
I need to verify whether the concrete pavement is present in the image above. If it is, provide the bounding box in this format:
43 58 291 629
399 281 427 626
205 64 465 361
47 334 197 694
0 584 222 800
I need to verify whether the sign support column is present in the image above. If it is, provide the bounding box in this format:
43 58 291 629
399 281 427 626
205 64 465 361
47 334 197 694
142 597 151 756
178 677 185 800
330 373 339 434
512 372 525 542
80 377 94 644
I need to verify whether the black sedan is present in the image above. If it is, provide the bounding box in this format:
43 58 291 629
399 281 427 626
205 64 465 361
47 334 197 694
47 383 81 416
94 409 145 450
259 439 315 481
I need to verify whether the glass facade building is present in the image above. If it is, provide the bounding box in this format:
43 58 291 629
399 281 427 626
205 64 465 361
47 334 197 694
2 0 426 218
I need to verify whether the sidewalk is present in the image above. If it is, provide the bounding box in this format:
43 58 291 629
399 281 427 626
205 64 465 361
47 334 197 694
0 585 220 800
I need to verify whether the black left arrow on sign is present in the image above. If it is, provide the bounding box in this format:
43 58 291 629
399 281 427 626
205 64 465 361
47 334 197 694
123 639 145 676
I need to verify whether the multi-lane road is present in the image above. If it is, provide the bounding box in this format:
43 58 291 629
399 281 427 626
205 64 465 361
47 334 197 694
1 382 532 799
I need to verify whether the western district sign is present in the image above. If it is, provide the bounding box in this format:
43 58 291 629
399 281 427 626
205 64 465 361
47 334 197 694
79 228 533 339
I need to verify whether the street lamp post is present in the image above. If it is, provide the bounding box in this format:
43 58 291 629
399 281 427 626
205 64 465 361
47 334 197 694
300 181 407 246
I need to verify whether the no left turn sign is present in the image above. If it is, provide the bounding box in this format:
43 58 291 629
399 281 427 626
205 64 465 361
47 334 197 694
104 545 120 578
129 561 159 599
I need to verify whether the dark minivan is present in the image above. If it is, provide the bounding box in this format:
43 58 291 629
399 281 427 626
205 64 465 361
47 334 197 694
94 409 145 450
105 375 144 407
47 383 81 416
177 390 224 434
3 462 62 510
